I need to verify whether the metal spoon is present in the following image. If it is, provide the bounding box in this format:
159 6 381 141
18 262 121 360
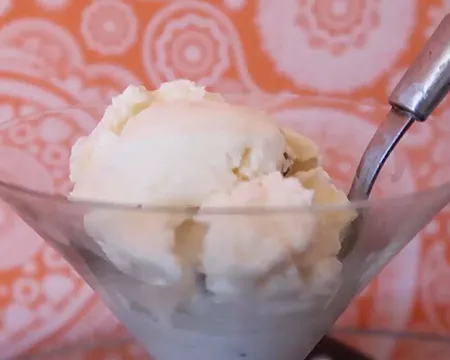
338 13 450 259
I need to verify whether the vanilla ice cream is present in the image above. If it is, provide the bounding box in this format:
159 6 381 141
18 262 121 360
70 80 291 205
70 80 354 298
69 80 355 360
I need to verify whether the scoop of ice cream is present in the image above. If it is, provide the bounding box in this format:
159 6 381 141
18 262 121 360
196 172 317 296
69 80 355 300
70 80 291 205
197 168 354 298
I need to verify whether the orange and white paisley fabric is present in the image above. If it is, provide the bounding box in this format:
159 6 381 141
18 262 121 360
0 1 449 359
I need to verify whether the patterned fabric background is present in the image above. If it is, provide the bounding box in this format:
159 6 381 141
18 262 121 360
0 0 450 359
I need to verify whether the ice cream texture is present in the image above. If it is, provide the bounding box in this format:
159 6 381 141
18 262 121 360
69 79 354 299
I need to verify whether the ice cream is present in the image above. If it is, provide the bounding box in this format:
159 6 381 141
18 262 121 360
70 80 291 205
70 79 352 294
69 79 355 360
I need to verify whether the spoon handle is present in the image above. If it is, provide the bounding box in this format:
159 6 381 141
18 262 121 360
347 108 414 201
389 13 450 121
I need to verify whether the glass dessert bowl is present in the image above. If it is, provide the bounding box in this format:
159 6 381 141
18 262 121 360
0 93 449 360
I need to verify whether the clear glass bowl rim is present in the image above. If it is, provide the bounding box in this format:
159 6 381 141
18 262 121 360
0 98 447 215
